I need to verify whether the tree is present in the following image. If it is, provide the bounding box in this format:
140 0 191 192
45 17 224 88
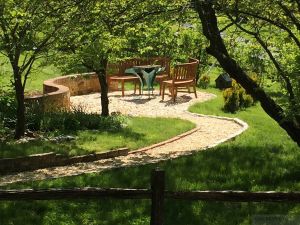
54 0 185 116
193 0 300 146
0 0 87 138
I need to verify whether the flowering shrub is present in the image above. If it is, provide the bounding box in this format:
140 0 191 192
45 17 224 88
223 80 254 113
198 74 210 89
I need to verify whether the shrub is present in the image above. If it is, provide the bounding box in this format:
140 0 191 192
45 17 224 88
198 74 210 89
39 110 126 132
223 88 240 113
240 93 254 108
0 90 17 129
25 100 44 131
223 80 254 113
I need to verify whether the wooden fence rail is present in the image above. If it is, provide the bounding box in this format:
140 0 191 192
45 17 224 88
1 169 300 225
0 188 151 200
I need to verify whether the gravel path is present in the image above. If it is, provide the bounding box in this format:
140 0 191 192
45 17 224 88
0 90 248 186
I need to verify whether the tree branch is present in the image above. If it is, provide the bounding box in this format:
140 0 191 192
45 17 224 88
220 22 235 33
226 13 295 102
226 8 300 49
277 1 300 30
194 0 300 146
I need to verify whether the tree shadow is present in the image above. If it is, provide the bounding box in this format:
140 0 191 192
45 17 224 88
122 97 152 104
0 127 145 159
162 95 193 106
2 143 300 224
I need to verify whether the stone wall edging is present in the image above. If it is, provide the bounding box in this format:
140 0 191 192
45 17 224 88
0 148 129 175
129 127 200 154
25 72 103 111
129 112 248 156
185 110 249 130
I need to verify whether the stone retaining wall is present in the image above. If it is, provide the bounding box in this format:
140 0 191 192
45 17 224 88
0 148 129 175
25 72 118 111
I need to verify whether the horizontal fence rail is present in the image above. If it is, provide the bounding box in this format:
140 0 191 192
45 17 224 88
2 189 300 203
0 188 151 201
165 191 300 202
1 169 300 225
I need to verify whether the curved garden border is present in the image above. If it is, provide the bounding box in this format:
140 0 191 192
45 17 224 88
25 72 118 111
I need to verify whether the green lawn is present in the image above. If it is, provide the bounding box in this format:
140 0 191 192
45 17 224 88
0 55 62 92
1 62 300 224
0 117 195 158
1 84 299 225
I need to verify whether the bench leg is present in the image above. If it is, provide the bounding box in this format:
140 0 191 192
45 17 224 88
159 81 162 95
122 80 125 97
139 83 141 95
171 86 176 102
162 84 166 101
193 85 197 98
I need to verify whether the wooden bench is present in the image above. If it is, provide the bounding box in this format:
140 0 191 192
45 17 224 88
162 58 199 102
107 57 171 97
107 59 141 97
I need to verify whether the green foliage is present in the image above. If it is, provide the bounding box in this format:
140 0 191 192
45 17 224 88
1 98 126 133
198 74 210 89
0 90 17 128
286 55 300 122
0 117 195 158
217 0 300 130
223 80 254 113
1 87 299 225
223 88 240 113
30 110 126 133
25 101 43 131
120 5 211 67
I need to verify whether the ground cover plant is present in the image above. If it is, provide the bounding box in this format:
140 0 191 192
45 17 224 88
0 116 194 158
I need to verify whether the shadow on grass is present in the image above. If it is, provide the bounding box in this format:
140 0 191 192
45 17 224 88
1 143 300 224
0 127 145 159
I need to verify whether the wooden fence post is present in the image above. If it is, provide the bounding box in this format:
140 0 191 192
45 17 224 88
150 168 165 225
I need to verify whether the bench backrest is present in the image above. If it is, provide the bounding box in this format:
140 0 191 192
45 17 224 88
173 59 199 81
107 57 171 76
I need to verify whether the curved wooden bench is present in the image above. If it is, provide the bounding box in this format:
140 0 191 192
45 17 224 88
107 57 171 96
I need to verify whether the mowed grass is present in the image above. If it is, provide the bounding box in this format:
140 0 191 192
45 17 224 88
1 65 300 224
1 84 300 225
0 117 195 158
0 58 195 158
0 55 61 92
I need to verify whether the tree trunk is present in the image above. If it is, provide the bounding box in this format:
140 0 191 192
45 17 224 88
96 61 109 116
98 73 109 116
14 73 25 139
194 0 300 146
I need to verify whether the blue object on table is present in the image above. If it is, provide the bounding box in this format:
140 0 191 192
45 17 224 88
124 68 143 88
131 65 164 97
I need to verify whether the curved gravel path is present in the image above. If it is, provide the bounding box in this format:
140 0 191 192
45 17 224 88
0 90 248 186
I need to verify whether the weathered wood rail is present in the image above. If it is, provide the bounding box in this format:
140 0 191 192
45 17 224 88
1 169 300 225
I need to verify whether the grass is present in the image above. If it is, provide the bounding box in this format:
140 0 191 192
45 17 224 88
1 65 300 224
0 117 195 158
0 55 62 92
1 84 299 224
24 64 61 92
0 58 197 158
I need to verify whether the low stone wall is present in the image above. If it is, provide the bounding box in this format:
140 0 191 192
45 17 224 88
25 73 104 111
0 148 129 175
45 73 100 96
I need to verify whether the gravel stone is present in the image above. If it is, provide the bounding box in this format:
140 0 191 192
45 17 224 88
0 90 248 186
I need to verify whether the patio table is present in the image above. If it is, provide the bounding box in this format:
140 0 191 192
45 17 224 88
129 65 164 98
